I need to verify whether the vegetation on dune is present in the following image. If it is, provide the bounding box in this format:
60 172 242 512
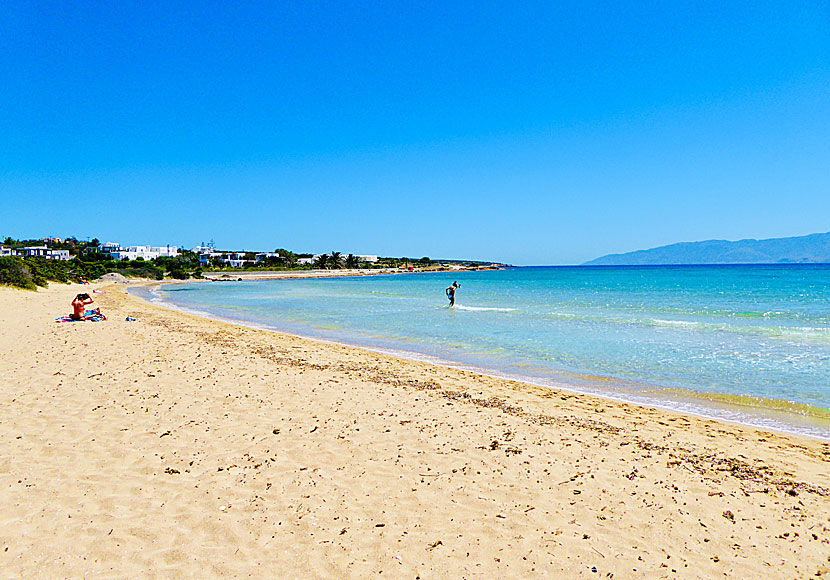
0 238 206 289
0 257 39 290
0 256 108 290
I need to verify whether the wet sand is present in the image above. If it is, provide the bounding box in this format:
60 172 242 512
1 283 829 579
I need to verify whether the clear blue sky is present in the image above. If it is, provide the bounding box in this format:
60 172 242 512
2 1 828 264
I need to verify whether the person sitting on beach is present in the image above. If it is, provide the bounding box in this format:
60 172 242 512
70 293 95 321
446 281 459 307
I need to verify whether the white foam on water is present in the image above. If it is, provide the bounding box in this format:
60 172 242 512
454 304 516 312
650 318 700 328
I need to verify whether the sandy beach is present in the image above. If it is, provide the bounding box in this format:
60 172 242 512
1 282 829 579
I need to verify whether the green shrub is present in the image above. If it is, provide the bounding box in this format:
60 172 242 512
0 257 36 290
25 257 67 285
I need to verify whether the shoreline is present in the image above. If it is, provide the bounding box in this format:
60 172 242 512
2 282 829 578
134 281 830 443
200 265 504 282
201 267 407 281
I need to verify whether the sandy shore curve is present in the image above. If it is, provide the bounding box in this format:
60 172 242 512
1 283 828 578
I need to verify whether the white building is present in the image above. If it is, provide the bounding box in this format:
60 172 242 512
100 243 178 261
18 246 72 260
1 246 18 257
224 252 252 268
99 242 121 255
198 251 224 265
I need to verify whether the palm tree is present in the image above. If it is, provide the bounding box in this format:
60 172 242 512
329 251 343 269
313 254 329 269
345 254 360 269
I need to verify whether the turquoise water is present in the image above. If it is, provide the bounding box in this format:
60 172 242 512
134 265 830 439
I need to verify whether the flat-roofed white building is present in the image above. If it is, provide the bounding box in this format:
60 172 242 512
18 246 72 260
18 246 50 257
223 252 252 268
1 246 18 257
198 251 224 265
101 243 178 261
149 246 179 258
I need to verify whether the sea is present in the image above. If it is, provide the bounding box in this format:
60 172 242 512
131 265 830 440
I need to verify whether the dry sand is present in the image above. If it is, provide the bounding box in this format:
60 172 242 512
1 282 829 579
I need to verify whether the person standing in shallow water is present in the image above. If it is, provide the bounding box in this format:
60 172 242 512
446 281 459 307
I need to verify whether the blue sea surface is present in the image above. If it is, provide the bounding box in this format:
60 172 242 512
132 265 830 439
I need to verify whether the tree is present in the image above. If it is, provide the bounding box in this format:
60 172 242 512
282 253 297 266
345 254 360 269
261 255 284 268
313 254 329 269
329 251 343 269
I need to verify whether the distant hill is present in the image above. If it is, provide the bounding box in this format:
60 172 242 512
584 232 830 266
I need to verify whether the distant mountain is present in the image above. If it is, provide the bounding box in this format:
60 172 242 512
584 232 830 266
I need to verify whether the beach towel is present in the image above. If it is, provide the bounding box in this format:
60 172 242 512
55 309 107 323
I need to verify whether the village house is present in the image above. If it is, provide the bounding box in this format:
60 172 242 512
223 252 252 268
197 251 224 265
17 246 72 260
99 243 179 261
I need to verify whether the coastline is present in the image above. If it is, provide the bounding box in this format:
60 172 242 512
2 282 829 578
137 279 830 442
201 267 407 281
200 264 502 282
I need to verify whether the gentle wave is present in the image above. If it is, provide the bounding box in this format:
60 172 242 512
454 304 517 312
648 319 830 342
650 318 699 328
597 305 824 324
657 388 830 421
545 311 830 342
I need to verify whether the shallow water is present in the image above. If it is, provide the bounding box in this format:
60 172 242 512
133 265 830 439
